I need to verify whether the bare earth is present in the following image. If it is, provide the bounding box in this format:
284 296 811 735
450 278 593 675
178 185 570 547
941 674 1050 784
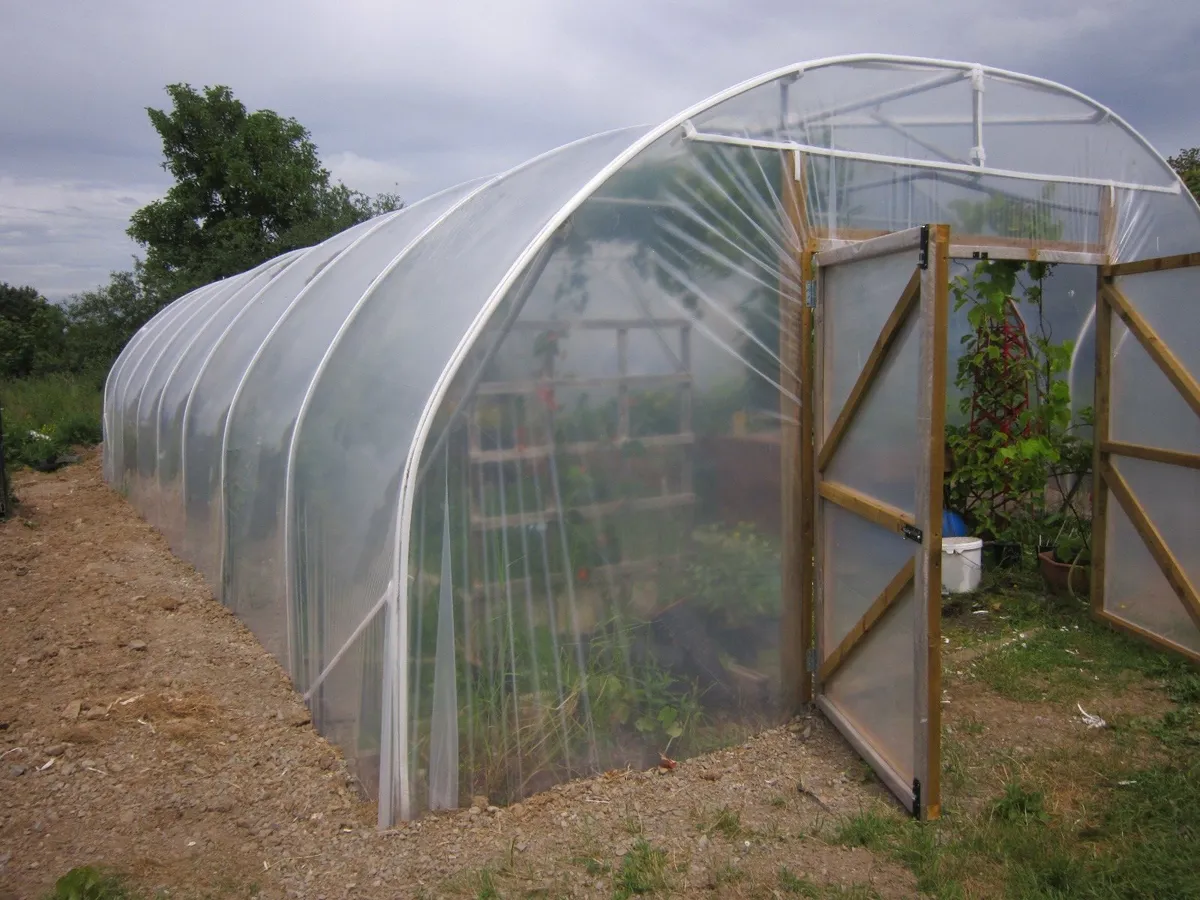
0 452 917 899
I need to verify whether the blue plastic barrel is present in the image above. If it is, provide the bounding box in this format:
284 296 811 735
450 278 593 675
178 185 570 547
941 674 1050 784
942 510 969 538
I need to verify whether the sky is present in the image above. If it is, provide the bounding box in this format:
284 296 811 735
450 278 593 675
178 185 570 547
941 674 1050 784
2 0 1198 301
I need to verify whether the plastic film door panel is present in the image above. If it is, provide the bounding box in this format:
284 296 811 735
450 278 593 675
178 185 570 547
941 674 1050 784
812 225 948 820
1093 255 1200 663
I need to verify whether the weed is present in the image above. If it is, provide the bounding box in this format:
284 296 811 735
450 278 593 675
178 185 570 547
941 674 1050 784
612 840 668 898
711 806 742 838
44 866 136 900
987 781 1048 825
474 868 499 900
572 854 611 877
834 810 898 851
770 794 788 809
710 862 744 887
957 715 985 736
620 814 644 836
778 867 819 896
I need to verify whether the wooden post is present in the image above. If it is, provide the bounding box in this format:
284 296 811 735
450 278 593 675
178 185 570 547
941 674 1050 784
780 150 813 710
799 245 815 705
914 223 950 822
812 258 828 698
1092 185 1116 617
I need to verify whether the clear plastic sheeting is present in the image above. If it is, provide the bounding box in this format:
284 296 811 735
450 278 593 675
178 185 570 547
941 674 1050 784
223 185 481 664
102 54 1200 828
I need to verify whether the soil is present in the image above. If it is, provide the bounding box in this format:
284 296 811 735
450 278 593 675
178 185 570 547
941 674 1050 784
0 451 918 900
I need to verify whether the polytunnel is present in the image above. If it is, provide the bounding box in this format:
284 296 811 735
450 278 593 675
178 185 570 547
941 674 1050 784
104 54 1200 826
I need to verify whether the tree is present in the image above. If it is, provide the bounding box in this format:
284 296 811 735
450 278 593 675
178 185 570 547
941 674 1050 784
1168 148 1200 201
0 282 67 378
61 269 161 372
128 83 402 301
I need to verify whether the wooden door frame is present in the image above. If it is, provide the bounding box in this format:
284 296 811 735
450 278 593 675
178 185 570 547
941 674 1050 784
805 223 949 821
1092 250 1200 664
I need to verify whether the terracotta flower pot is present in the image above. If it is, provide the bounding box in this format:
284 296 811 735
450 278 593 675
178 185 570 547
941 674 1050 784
1038 551 1091 599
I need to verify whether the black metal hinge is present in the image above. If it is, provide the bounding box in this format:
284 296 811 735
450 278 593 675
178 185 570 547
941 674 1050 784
900 523 924 545
805 647 817 672
913 778 923 818
918 224 930 269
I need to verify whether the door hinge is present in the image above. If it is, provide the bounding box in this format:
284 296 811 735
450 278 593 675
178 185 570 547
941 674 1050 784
913 778 923 818
901 523 924 545
805 280 817 308
918 224 930 269
805 647 817 672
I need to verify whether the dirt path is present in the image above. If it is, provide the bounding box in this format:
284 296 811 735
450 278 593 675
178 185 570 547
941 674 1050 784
0 452 916 899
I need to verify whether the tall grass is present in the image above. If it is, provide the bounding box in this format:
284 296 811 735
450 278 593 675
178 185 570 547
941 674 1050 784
1 371 104 472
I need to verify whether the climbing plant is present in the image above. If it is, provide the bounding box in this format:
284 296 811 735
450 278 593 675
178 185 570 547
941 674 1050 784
944 259 1092 562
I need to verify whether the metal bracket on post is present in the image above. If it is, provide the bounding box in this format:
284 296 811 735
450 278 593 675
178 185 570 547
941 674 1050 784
805 647 817 672
901 523 924 545
805 280 817 308
918 224 930 269
913 778 923 818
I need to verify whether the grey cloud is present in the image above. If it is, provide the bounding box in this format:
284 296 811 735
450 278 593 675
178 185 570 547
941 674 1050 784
2 0 1198 300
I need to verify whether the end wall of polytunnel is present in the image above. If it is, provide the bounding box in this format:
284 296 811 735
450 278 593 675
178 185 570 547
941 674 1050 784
397 127 804 818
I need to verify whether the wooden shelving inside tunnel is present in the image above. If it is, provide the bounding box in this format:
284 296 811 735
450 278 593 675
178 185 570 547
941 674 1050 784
464 317 696 630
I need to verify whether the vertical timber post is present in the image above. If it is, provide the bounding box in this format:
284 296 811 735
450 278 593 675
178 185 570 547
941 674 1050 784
799 215 815 701
781 149 813 710
1092 185 1117 618
914 223 950 821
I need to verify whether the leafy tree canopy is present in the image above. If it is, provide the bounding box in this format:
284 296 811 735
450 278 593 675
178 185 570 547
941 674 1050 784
127 83 402 299
1168 147 1200 201
0 282 67 379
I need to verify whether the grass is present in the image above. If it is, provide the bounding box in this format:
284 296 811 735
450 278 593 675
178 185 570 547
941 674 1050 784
1 372 103 474
474 868 500 900
612 840 669 898
777 868 883 899
827 575 1200 899
945 570 1194 704
705 805 743 839
42 865 261 900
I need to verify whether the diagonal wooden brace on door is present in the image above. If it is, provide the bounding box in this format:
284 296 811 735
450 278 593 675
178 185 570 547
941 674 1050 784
817 268 921 473
819 557 915 682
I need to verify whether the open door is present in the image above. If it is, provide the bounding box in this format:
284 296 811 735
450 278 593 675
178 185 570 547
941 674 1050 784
1093 252 1200 663
811 225 949 820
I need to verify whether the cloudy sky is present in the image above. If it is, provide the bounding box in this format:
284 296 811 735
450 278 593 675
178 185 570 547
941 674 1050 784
3 0 1198 300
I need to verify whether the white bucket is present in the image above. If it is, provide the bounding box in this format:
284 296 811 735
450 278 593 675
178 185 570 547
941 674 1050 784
942 536 983 594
